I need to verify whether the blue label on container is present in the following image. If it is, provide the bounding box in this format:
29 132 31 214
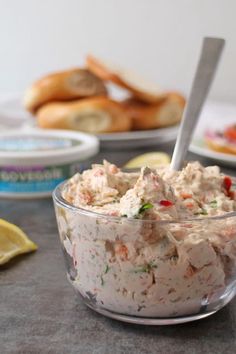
0 163 84 194
0 179 64 193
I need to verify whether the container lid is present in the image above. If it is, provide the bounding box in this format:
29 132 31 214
0 129 99 166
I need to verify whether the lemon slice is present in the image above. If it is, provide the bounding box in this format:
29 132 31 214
0 218 37 265
124 152 170 168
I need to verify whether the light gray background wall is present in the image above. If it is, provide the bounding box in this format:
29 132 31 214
0 0 235 102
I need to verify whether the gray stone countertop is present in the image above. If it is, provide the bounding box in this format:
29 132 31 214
1 145 236 354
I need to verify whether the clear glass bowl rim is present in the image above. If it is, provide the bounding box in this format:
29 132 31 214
53 180 236 225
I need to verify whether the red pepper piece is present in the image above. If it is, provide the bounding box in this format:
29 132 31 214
160 200 173 207
224 125 236 141
228 190 235 200
224 176 232 191
180 193 193 199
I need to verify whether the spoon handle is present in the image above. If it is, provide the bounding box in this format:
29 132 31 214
170 37 225 171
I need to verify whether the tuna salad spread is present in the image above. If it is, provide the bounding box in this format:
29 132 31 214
56 160 236 317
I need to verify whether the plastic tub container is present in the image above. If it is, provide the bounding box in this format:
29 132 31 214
0 129 99 198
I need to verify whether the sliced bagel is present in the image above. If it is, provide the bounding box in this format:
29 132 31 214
123 92 185 130
24 68 107 113
86 54 166 103
205 130 236 155
36 97 131 133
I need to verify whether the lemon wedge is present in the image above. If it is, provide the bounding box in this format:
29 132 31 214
0 218 37 265
124 152 170 169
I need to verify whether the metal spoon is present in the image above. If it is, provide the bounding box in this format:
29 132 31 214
170 37 225 171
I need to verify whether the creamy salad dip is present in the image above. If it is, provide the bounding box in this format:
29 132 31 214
55 161 236 317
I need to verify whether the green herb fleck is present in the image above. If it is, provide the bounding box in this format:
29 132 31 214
100 265 111 285
139 203 154 214
210 200 217 208
104 265 110 274
133 261 157 273
194 208 208 216
170 255 178 262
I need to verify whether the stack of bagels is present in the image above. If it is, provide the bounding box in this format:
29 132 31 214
23 55 185 134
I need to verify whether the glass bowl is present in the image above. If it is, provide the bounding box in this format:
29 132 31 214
53 181 236 325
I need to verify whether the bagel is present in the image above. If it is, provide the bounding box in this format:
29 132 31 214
86 54 166 103
36 97 131 133
23 68 107 113
205 130 236 155
123 92 185 130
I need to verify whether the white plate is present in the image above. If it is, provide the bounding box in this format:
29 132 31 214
0 95 179 149
189 101 236 167
97 125 179 149
190 138 236 167
0 94 33 130
1 96 235 154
